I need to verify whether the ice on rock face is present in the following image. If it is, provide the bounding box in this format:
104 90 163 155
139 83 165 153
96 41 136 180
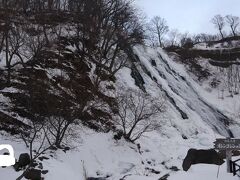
133 46 232 137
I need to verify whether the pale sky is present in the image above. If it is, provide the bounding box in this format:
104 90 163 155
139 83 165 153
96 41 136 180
135 0 240 34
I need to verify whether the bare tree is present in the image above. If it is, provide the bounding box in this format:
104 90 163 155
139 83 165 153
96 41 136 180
2 9 12 85
45 115 78 148
113 88 166 142
7 26 26 68
148 16 169 47
71 0 144 89
16 121 53 180
196 33 218 42
225 15 239 37
168 29 180 46
23 25 47 64
20 122 52 160
211 15 225 39
0 5 26 85
179 32 190 47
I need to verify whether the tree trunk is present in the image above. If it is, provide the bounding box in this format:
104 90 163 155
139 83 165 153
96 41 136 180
219 29 224 39
231 26 236 37
5 28 10 86
48 0 53 10
157 30 162 47
219 30 224 39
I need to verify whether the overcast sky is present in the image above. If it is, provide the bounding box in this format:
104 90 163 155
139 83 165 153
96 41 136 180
135 0 240 34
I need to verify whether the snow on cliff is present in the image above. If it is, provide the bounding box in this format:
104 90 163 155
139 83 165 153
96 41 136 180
0 46 240 179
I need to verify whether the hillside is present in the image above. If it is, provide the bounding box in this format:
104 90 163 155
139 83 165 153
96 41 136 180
1 44 240 179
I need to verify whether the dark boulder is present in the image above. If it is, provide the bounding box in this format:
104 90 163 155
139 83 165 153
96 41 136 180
113 130 123 140
182 149 225 171
14 153 31 171
41 170 49 174
19 153 31 167
13 162 20 171
24 168 42 180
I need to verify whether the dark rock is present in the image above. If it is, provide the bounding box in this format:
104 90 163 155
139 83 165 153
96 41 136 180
113 130 123 140
18 153 31 167
137 143 141 154
24 168 41 180
169 166 179 171
49 146 58 150
158 174 169 180
64 147 70 151
31 162 38 168
151 59 157 67
41 170 49 174
38 156 49 161
182 149 225 171
13 161 20 171
151 169 160 174
63 146 71 153
38 162 43 169
130 64 145 92
145 167 160 174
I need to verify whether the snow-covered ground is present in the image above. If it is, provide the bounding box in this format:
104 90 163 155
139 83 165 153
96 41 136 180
0 46 240 179
169 164 238 180
193 40 240 50
0 128 239 180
